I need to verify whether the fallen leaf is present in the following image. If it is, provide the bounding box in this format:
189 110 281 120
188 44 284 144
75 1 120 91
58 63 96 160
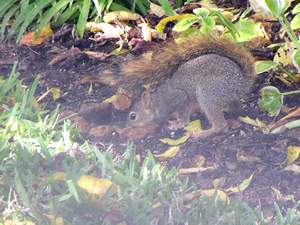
184 119 203 136
77 175 112 199
155 14 195 32
140 23 152 41
213 177 226 189
49 87 61 100
226 174 254 193
179 166 214 175
48 47 82 66
239 116 267 129
201 189 229 202
154 146 180 160
236 152 261 162
84 50 109 60
160 135 189 146
284 164 300 173
286 146 300 164
274 44 293 66
20 24 53 46
86 22 124 35
45 214 64 225
150 3 166 17
103 11 140 23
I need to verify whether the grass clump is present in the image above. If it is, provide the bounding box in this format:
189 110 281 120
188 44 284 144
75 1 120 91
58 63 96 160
0 68 299 224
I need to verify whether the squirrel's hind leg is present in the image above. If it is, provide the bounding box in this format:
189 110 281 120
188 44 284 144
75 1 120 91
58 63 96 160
192 90 228 140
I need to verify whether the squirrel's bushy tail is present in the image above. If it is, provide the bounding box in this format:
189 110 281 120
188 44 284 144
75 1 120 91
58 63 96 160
119 35 255 97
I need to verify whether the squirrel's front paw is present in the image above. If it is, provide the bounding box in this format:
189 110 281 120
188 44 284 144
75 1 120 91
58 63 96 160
167 119 187 131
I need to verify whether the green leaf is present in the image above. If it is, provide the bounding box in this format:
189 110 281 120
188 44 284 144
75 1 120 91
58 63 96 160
265 0 286 17
173 16 198 32
255 60 278 74
258 86 283 116
77 0 91 38
293 49 300 70
36 0 70 35
0 5 18 37
193 8 210 18
291 13 300 30
292 2 300 14
157 0 176 16
13 0 53 41
211 11 237 39
225 18 264 42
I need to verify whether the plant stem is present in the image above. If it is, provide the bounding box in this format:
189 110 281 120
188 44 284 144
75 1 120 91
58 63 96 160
279 16 300 49
282 89 300 96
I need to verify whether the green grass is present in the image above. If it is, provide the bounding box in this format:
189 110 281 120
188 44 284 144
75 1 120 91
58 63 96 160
0 67 299 224
0 0 182 41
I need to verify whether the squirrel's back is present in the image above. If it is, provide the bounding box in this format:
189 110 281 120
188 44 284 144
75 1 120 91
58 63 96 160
119 35 255 97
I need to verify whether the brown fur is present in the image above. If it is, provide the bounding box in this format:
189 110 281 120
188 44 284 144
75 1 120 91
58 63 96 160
119 36 255 98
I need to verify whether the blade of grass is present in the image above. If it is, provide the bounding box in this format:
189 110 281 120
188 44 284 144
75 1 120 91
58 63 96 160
13 0 53 41
0 5 19 37
76 0 91 38
36 0 70 34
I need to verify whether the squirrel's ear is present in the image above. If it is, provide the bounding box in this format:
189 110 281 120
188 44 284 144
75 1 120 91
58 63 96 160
141 90 152 110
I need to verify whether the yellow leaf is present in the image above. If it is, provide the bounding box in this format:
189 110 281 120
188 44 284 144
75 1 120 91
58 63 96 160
226 174 254 193
77 175 112 199
103 11 140 23
103 95 118 103
274 44 293 66
201 189 229 202
160 135 189 146
184 119 203 135
286 146 300 164
45 214 64 225
47 172 67 183
154 146 180 160
3 219 36 225
239 116 266 128
49 87 61 100
155 14 195 33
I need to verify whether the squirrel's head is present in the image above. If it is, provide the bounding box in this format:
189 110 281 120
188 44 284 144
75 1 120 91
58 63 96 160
127 90 157 127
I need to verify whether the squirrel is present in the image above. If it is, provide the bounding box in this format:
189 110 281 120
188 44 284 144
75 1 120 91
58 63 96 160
117 35 256 139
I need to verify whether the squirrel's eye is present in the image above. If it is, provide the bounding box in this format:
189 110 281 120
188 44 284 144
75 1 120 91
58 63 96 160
129 112 137 121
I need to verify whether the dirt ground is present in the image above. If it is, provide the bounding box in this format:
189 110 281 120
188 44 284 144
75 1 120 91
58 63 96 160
0 32 299 212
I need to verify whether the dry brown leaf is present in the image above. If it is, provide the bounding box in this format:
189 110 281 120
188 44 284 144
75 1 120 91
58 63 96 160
20 24 53 46
150 3 166 17
48 47 81 66
84 51 109 60
236 152 261 162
